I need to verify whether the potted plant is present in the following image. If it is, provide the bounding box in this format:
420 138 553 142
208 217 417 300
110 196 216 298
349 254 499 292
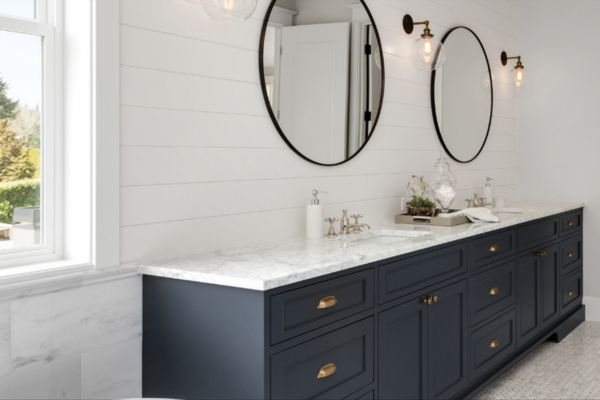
406 176 437 217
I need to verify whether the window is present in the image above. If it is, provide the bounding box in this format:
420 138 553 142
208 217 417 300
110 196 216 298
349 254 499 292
0 0 59 265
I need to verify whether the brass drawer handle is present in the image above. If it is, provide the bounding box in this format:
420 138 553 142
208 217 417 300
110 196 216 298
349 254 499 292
489 244 499 253
317 363 337 379
536 251 548 257
489 339 499 349
567 251 575 258
568 290 575 297
423 295 439 305
317 295 338 310
489 287 499 297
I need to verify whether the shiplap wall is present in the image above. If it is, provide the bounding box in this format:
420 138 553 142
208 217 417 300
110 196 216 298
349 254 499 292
119 0 519 263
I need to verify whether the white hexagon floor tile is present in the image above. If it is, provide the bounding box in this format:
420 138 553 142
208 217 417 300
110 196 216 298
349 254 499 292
477 321 600 400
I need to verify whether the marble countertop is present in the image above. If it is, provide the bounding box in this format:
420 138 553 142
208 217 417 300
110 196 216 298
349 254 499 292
139 203 583 291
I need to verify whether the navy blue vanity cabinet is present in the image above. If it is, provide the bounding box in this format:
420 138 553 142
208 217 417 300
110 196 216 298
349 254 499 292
142 208 585 400
378 280 467 400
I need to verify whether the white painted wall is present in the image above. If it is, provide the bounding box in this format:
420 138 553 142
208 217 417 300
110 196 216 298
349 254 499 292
517 0 600 306
119 0 520 263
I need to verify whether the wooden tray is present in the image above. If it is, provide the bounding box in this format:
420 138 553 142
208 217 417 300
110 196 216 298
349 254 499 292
395 211 469 227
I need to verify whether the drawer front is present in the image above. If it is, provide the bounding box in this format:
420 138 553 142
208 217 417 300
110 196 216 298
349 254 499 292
517 218 559 251
270 270 374 344
561 235 582 276
561 270 583 314
271 318 374 400
470 311 516 382
378 243 467 304
561 211 582 235
470 262 516 326
469 230 516 270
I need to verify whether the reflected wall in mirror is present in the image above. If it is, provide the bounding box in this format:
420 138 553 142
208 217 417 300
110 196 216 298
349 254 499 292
259 0 384 166
432 26 493 163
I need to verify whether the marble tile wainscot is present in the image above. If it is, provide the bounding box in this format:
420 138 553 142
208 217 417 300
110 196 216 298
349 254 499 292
0 266 142 400
141 203 585 400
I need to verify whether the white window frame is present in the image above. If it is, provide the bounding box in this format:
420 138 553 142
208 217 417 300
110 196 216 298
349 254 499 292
0 0 121 276
0 0 62 268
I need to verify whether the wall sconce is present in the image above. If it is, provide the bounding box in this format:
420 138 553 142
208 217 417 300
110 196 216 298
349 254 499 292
501 51 525 88
185 0 257 22
403 14 446 71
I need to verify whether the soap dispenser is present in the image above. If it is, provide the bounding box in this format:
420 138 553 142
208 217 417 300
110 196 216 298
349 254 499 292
306 189 324 240
484 177 494 207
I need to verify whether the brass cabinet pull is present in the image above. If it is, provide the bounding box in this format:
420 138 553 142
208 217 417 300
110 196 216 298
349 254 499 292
422 295 440 305
568 290 575 297
317 296 338 310
489 244 499 253
489 287 499 297
567 251 575 258
489 339 499 349
317 363 337 379
535 251 548 257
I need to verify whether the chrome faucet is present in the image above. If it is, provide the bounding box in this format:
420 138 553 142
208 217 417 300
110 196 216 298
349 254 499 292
340 209 371 234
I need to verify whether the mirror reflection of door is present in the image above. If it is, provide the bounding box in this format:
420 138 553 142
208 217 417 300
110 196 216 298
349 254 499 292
261 0 384 165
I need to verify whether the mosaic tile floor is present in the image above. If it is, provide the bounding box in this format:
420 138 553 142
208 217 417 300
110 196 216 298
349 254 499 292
477 321 600 399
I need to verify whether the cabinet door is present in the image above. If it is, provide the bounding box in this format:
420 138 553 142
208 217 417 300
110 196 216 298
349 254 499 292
516 254 541 347
428 281 468 400
379 298 428 400
540 244 560 329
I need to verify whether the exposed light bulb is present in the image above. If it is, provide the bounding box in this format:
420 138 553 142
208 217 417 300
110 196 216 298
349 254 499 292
223 0 234 11
515 67 524 88
423 38 433 65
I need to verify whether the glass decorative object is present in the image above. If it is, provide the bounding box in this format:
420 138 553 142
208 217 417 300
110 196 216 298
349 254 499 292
187 0 257 22
431 155 457 213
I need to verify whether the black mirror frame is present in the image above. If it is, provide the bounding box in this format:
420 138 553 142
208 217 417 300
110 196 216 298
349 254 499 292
430 26 494 164
258 0 385 167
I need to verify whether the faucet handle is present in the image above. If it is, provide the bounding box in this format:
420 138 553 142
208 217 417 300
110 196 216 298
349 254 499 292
350 214 364 225
325 217 339 237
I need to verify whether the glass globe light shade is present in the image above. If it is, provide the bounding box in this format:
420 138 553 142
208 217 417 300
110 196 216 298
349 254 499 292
196 0 257 22
413 35 446 71
431 155 457 213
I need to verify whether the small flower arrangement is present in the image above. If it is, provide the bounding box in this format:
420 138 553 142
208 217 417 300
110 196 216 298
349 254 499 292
406 175 438 216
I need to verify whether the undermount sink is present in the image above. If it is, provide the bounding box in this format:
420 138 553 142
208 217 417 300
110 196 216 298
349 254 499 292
348 229 432 245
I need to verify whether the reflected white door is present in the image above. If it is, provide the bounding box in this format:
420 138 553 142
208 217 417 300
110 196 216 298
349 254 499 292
279 22 350 163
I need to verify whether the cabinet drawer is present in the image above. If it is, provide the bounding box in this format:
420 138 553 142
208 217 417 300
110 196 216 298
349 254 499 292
470 262 516 326
561 211 582 235
378 243 467 304
469 230 515 270
270 270 374 344
470 311 516 382
561 235 582 276
271 318 374 400
561 270 583 314
517 218 559 251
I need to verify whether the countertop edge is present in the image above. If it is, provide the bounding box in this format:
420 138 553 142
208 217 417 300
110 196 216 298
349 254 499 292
139 204 584 291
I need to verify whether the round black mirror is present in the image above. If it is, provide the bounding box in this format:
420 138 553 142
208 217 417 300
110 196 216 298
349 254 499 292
259 0 385 166
431 26 493 163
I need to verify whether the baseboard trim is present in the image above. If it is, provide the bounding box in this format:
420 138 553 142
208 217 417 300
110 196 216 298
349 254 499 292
583 296 600 321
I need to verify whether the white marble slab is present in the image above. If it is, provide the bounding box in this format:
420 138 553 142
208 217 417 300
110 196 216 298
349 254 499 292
0 356 81 399
139 203 583 291
10 277 142 370
81 337 142 399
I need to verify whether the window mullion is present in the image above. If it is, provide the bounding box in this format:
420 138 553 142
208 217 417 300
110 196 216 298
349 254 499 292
0 15 51 37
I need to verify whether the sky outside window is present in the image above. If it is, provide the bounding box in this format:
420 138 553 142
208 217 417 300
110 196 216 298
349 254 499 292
0 0 37 20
